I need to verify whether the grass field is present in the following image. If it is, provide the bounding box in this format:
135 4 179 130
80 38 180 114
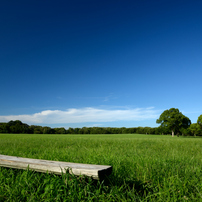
0 133 202 201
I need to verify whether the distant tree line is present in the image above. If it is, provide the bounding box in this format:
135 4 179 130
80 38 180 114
1 109 202 136
0 120 160 135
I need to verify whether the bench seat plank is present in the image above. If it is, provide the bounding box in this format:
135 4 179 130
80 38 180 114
0 155 112 180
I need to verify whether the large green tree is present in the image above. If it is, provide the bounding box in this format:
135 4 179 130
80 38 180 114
156 108 191 137
188 123 201 137
197 115 202 128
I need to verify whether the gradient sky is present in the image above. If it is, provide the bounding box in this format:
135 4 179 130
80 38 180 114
1 0 202 128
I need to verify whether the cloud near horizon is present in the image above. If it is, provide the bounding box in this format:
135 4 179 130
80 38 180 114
0 107 160 125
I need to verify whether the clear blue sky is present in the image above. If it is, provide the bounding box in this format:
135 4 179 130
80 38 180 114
1 0 202 128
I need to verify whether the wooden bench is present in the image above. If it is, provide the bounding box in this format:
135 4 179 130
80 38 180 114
0 155 112 180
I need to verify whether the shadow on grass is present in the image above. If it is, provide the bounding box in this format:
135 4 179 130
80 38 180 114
60 166 155 198
101 173 154 197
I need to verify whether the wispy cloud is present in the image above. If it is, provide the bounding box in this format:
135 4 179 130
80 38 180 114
76 93 117 102
0 107 160 125
103 93 117 102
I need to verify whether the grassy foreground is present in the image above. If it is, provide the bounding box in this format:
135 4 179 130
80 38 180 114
0 133 202 201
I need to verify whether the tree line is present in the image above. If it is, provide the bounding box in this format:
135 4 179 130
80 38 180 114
0 108 202 136
0 120 160 135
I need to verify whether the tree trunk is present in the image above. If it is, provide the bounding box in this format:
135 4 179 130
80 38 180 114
172 130 174 137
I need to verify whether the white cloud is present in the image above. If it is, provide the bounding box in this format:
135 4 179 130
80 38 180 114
0 107 160 125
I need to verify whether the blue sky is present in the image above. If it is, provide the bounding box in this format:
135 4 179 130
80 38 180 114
0 0 202 128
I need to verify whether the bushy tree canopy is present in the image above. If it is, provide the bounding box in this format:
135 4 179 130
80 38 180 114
197 115 202 128
156 108 191 137
188 123 201 137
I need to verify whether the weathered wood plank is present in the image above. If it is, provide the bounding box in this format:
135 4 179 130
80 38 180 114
0 155 112 180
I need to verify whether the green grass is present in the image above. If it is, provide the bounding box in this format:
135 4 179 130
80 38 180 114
0 133 202 201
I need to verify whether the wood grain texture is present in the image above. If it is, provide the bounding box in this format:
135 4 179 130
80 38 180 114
0 155 112 180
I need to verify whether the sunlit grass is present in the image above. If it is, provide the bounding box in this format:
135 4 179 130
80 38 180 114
0 133 202 201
